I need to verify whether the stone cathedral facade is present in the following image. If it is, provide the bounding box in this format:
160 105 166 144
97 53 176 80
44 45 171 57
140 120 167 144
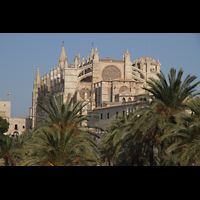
31 45 161 130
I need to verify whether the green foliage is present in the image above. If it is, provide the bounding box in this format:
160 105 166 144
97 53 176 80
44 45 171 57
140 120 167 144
2 68 200 166
135 68 200 165
19 93 100 166
0 134 23 166
161 98 200 165
99 113 156 166
0 116 9 134
99 113 130 165
99 67 200 166
20 127 99 166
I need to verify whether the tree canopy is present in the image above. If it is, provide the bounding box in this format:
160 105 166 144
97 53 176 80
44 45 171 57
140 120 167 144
1 67 200 166
0 117 9 134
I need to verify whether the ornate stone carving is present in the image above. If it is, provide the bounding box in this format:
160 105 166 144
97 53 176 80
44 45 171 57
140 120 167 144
102 65 121 81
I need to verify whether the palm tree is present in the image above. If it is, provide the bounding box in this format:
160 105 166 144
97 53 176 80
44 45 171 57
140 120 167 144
99 113 131 166
14 129 34 165
161 97 200 166
133 68 200 164
22 93 100 166
128 108 161 165
37 93 99 137
100 112 153 166
113 112 160 166
0 134 22 166
21 127 100 166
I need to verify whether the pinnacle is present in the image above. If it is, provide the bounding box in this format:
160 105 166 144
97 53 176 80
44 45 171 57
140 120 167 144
90 46 94 54
126 47 129 54
34 65 41 86
60 45 67 62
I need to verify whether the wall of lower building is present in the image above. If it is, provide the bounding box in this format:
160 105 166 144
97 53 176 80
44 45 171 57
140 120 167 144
4 117 32 136
88 102 137 130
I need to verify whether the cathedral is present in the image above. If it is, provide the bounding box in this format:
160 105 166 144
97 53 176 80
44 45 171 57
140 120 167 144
31 45 161 130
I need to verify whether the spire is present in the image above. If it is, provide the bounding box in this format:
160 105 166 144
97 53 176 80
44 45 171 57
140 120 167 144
34 65 41 87
93 46 99 62
124 47 131 64
90 47 94 61
126 47 129 54
59 45 67 62
86 54 89 63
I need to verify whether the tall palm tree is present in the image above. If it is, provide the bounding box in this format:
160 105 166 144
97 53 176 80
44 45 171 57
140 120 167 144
23 93 100 166
128 108 161 165
133 68 200 164
161 97 200 166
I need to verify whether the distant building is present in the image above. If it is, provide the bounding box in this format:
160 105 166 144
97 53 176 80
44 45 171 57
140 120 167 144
31 45 161 130
0 97 11 119
0 98 32 137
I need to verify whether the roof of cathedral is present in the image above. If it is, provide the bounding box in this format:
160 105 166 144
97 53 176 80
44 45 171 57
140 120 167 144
99 57 123 63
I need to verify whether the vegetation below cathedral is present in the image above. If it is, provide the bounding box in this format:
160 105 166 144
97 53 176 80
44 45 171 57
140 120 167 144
1 67 200 166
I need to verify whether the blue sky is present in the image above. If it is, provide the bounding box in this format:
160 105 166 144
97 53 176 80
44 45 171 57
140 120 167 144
0 33 200 118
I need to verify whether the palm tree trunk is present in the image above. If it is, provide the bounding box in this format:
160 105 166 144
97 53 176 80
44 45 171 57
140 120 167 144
160 140 165 164
150 144 153 166
4 157 9 166
160 131 165 165
138 157 143 166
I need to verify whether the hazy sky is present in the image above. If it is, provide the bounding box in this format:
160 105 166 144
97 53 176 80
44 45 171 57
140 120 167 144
0 33 200 118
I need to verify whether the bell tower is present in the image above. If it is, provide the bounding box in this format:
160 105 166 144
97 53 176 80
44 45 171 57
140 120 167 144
63 46 78 103
92 46 100 84
124 48 132 79
32 65 41 130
